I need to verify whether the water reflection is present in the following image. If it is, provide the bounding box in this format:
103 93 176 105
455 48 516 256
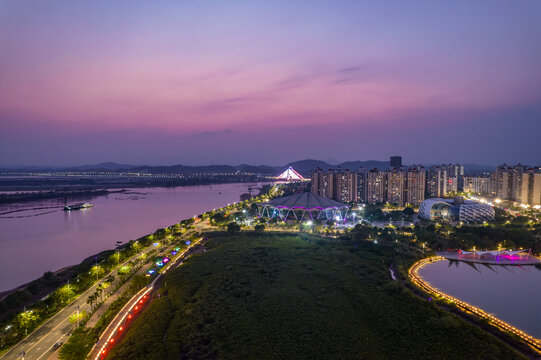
419 259 541 338
0 183 270 291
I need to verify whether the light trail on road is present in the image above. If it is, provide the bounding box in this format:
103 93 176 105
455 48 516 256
0 245 157 360
89 237 204 359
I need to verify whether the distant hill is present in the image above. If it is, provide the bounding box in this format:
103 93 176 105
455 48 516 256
282 159 334 176
73 162 137 170
1 160 496 176
0 162 137 171
282 159 390 177
463 163 495 175
235 164 277 175
0 164 58 171
131 164 237 174
337 160 389 171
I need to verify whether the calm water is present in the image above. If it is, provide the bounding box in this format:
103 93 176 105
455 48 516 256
419 260 541 338
0 183 270 292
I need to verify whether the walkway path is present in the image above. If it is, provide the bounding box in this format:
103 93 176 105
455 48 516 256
0 246 156 360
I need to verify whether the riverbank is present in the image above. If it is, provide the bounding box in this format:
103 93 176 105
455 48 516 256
0 246 123 321
0 174 272 193
0 189 114 205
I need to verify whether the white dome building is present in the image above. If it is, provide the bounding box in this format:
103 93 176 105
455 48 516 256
419 197 494 223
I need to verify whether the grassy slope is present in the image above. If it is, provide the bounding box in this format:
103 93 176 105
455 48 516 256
109 233 525 360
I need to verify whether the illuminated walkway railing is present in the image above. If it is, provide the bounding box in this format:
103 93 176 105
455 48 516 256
409 256 541 354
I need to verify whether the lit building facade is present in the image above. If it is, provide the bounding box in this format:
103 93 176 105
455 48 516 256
357 168 368 203
463 176 490 195
426 166 447 198
365 169 386 204
406 167 426 205
490 164 527 201
311 169 334 199
311 169 357 203
333 170 358 203
446 176 458 193
520 170 541 205
386 168 406 205
441 163 464 178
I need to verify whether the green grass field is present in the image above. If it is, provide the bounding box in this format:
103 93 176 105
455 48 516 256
109 233 525 360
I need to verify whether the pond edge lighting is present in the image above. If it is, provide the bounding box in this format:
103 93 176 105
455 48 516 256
409 257 541 354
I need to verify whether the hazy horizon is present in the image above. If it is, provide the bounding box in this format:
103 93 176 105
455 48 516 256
0 158 518 169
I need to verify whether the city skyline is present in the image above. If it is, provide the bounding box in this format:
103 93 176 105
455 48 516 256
1 0 540 166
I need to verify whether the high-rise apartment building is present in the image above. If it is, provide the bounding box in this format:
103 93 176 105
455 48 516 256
519 170 541 205
491 166 510 199
390 156 402 169
311 169 357 203
446 177 458 193
357 168 368 203
365 169 386 204
426 166 447 197
441 164 464 191
442 164 464 178
463 176 490 195
406 167 426 205
333 170 358 202
491 164 526 201
311 169 334 199
386 168 406 205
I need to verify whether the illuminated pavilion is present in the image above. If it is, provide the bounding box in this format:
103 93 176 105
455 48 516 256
257 192 349 222
276 166 305 181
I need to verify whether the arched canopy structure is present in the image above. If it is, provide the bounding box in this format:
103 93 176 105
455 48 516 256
258 192 348 222
276 167 305 181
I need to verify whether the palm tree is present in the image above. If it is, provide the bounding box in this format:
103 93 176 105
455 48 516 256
87 293 98 309
86 295 93 309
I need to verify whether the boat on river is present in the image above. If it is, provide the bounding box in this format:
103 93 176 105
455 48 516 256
64 203 94 211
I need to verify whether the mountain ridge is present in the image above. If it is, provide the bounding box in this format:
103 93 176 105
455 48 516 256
0 160 497 175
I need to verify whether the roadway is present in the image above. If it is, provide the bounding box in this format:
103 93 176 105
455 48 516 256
0 245 156 360
87 236 204 360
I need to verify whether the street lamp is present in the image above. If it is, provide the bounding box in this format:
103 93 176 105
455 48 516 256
91 264 102 282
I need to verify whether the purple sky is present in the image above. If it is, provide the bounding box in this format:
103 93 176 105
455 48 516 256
1 0 540 166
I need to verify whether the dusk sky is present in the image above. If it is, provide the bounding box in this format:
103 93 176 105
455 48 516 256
1 0 540 166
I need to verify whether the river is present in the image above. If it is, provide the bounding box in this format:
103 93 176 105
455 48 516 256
0 182 270 292
418 259 541 339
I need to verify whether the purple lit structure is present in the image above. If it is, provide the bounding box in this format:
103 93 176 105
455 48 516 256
257 192 349 222
437 249 540 265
